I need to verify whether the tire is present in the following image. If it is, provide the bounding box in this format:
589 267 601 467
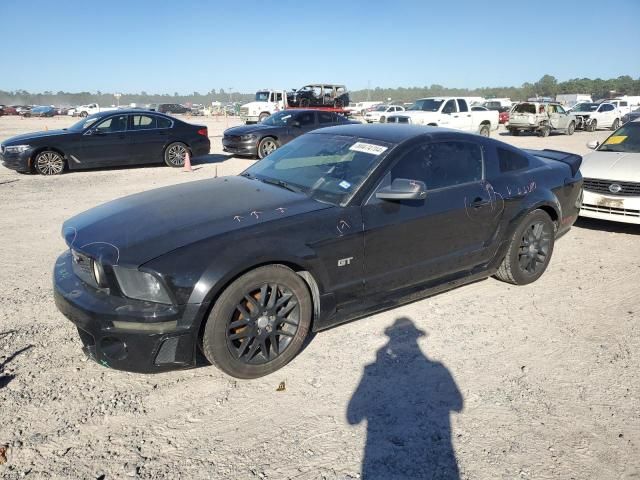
334 100 343 108
586 120 597 132
164 142 189 167
201 265 312 379
379 116 386 123
34 150 65 175
79 111 88 118
610 118 620 131
257 137 279 159
479 124 490 137
566 121 575 136
494 209 555 285
538 125 550 137
300 98 310 108
258 112 270 123
510 129 520 136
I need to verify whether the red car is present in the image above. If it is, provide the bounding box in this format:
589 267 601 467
0 106 19 115
499 110 509 124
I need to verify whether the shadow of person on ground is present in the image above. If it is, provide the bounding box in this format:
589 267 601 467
347 317 463 480
0 340 33 390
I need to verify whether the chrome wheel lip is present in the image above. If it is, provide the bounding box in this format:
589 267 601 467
226 283 300 365
167 144 187 166
36 152 64 175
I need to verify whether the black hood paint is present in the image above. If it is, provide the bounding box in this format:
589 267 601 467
224 123 283 136
63 176 332 266
3 129 71 145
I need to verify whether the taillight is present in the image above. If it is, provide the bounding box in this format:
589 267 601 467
197 128 208 137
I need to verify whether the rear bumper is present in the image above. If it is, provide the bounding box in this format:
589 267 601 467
580 190 640 224
53 250 203 373
191 137 211 157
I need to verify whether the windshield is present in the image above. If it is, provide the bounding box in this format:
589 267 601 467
408 99 443 112
67 114 101 132
598 122 640 153
255 91 270 102
244 133 393 206
261 110 295 126
573 103 598 112
374 105 388 112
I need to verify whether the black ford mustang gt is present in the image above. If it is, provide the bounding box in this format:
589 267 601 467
54 124 583 378
0 109 210 175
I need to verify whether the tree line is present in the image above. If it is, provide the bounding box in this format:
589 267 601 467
1 75 639 107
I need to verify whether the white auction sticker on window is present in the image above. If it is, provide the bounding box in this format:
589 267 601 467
349 142 388 155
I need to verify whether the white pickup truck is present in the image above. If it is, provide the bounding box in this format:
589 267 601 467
385 97 499 136
239 90 287 123
73 103 118 117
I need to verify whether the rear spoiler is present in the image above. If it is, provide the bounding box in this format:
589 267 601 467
524 149 582 177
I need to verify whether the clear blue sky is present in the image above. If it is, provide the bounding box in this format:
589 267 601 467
2 0 639 94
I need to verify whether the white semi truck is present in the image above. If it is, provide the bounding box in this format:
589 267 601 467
239 90 287 123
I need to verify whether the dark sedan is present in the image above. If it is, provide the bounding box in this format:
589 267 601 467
222 109 356 158
24 106 56 118
54 124 583 378
0 109 210 175
622 108 640 124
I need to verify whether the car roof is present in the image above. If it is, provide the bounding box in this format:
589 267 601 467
93 109 173 118
308 124 456 144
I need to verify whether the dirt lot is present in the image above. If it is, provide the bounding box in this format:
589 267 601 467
0 115 638 479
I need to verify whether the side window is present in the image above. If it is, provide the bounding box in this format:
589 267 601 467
95 115 128 133
457 99 469 112
555 105 566 114
156 117 172 129
620 101 628 107
297 112 315 126
318 112 334 124
389 141 483 190
130 115 157 130
497 147 529 172
442 100 457 114
276 93 283 102
601 104 613 112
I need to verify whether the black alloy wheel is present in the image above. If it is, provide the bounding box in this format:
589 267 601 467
517 220 552 276
202 265 311 378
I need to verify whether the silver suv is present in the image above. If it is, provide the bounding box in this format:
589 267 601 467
508 102 576 137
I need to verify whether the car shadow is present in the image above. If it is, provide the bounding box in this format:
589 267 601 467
347 317 463 479
575 217 640 235
0 339 34 390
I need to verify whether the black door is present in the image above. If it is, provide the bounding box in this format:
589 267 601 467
79 114 130 167
127 114 167 163
362 140 502 295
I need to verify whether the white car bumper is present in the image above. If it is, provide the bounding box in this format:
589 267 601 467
580 189 640 224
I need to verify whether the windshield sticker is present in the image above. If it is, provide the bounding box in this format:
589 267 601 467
339 180 351 190
604 135 627 145
349 142 388 155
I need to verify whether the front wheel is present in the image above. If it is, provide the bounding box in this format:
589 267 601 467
494 209 555 285
79 111 88 118
258 112 270 123
479 124 490 137
538 125 550 137
34 150 65 175
610 118 620 131
257 137 278 159
566 121 575 135
201 265 312 378
586 120 597 132
164 142 189 167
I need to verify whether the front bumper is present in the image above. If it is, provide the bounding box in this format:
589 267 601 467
0 148 33 172
53 250 204 372
222 136 258 156
580 190 640 224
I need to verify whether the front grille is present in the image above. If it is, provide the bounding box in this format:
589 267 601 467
583 178 640 196
387 116 410 124
240 107 249 115
224 135 241 142
581 203 640 217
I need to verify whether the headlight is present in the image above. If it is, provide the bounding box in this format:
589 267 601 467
4 145 31 153
113 267 172 304
240 134 256 141
92 260 107 288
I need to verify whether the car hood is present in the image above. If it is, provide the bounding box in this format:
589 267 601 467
2 129 69 145
580 151 640 181
62 176 332 267
224 123 282 136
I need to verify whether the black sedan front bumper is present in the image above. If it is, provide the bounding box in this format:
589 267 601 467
222 136 258 157
53 250 205 373
0 148 33 172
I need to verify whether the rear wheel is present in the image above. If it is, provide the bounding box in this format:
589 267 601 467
258 137 278 159
79 111 88 118
566 121 575 135
610 118 620 131
164 142 188 167
494 209 555 285
34 150 65 175
201 265 312 378
538 125 550 137
479 124 490 137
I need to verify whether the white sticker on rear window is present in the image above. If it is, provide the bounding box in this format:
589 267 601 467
339 180 351 189
349 142 388 155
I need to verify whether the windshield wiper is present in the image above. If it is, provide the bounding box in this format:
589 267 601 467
259 177 303 193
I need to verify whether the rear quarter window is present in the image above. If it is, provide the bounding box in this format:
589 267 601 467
498 148 529 172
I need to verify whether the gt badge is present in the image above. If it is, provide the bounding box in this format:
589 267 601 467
338 257 354 267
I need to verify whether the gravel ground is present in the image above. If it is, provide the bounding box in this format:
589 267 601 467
0 115 638 479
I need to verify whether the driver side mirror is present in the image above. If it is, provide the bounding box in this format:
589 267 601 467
376 178 427 201
586 140 599 150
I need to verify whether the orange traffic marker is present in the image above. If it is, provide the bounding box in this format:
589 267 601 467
182 150 192 172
